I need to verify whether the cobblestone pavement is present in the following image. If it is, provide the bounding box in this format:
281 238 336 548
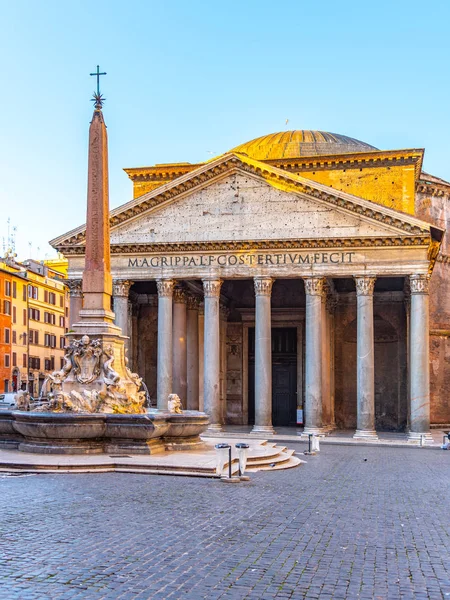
1 445 449 600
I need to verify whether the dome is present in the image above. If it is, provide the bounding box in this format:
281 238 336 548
230 130 378 160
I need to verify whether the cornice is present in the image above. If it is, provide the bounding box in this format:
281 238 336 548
267 148 424 180
58 235 430 256
416 181 450 197
124 163 203 182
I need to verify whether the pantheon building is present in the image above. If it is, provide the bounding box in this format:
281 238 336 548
52 130 450 440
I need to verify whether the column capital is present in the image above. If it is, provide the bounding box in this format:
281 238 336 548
354 276 376 296
112 279 133 297
254 277 274 296
186 295 200 310
303 277 326 297
173 286 187 304
202 279 223 298
156 279 175 297
409 274 429 295
67 279 83 297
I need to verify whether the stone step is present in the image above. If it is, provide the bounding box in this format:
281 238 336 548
249 455 303 471
247 447 294 467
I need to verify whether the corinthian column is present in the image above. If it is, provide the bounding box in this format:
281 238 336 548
203 279 223 431
156 279 174 410
172 287 187 405
113 279 132 360
408 274 432 443
186 296 200 410
354 276 378 440
112 280 132 336
303 277 326 435
252 277 275 434
67 279 83 327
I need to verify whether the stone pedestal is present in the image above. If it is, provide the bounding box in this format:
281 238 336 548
203 279 223 431
252 277 275 435
353 276 378 440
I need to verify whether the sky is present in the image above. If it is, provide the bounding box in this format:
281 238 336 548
0 0 449 259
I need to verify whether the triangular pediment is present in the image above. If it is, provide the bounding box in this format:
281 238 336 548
51 153 437 253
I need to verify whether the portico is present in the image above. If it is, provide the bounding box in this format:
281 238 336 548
52 146 443 442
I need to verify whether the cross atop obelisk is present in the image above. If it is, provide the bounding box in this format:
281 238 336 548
90 65 107 96
78 66 115 327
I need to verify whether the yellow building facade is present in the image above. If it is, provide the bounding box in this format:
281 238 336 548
0 259 69 396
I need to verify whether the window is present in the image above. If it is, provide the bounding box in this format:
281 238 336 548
65 307 68 317
44 312 56 325
3 300 11 315
60 336 65 349
12 331 16 344
29 308 40 321
29 330 39 345
5 281 11 296
28 285 38 300
59 315 65 328
4 329 10 344
23 285 27 302
49 292 56 305
50 356 55 370
44 358 51 371
12 281 16 299
23 308 27 325
12 306 16 323
44 333 56 348
60 295 63 307
12 353 16 367
22 354 27 368
28 357 40 370
4 355 10 368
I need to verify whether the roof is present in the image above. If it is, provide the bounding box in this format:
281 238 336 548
230 130 378 160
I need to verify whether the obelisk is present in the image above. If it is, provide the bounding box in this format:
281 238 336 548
75 91 118 333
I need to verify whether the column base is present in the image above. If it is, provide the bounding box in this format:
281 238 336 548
407 431 434 445
250 425 276 435
207 423 223 433
300 426 328 437
353 429 378 440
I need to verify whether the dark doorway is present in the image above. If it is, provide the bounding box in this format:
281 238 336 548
248 327 297 427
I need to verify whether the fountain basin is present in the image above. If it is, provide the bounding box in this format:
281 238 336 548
163 411 210 450
0 412 22 449
3 410 209 455
105 413 170 455
12 413 106 455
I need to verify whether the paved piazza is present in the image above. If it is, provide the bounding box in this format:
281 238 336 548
1 445 449 600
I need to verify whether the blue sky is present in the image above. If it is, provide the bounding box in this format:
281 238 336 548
0 0 449 259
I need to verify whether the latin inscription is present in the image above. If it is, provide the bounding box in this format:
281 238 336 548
128 251 356 269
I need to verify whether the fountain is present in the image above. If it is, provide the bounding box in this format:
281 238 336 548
1 79 208 455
